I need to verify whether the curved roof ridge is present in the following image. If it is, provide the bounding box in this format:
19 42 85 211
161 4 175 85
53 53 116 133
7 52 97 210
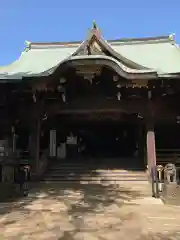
110 35 173 44
30 41 81 49
25 34 175 49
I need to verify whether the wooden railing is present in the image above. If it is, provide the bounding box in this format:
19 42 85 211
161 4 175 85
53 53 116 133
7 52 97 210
156 149 180 166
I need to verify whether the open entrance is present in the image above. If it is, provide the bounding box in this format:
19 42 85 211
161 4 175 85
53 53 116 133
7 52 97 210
43 113 146 170
67 121 137 159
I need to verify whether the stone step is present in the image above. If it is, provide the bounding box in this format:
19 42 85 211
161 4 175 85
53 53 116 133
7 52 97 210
48 168 146 176
49 163 145 167
41 178 148 183
48 160 145 170
48 167 145 172
48 167 146 171
43 160 147 183
42 175 147 181
44 175 146 178
49 166 145 171
44 171 147 178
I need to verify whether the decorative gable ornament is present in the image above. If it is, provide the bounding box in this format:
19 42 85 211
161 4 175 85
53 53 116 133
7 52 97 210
25 40 31 48
92 20 101 38
77 41 104 56
169 33 175 41
92 20 97 29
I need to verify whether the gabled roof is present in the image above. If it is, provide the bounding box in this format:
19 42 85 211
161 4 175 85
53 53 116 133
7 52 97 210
0 22 180 82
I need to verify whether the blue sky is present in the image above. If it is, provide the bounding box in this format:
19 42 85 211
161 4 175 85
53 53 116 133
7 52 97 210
0 0 179 65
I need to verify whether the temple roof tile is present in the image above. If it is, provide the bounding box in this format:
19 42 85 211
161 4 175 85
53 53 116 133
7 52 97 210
0 22 180 82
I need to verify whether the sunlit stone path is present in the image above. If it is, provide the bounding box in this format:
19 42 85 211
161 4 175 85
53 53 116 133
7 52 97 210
0 181 180 239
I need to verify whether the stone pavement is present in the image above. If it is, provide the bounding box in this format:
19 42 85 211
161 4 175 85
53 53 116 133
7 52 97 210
0 181 180 239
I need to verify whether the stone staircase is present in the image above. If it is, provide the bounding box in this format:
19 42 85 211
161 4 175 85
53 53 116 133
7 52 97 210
41 159 148 183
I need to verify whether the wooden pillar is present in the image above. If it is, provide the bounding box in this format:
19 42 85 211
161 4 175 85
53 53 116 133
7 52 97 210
146 90 157 174
29 119 40 172
146 123 156 172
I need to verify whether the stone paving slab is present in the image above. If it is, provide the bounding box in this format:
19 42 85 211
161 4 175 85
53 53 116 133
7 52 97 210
0 182 180 239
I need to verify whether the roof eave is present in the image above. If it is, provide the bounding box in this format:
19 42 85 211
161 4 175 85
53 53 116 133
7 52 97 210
158 73 180 78
0 55 158 82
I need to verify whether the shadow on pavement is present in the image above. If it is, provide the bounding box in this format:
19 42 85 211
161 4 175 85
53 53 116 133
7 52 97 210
1 182 180 239
0 157 147 217
0 180 142 219
137 231 180 240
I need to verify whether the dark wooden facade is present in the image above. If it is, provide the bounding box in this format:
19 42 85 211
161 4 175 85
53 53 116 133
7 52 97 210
1 24 180 179
1 65 180 173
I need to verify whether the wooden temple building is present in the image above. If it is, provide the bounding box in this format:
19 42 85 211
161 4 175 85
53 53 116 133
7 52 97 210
1 22 180 182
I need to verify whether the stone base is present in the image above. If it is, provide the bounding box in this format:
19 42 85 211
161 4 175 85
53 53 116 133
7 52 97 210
161 183 180 205
0 183 15 201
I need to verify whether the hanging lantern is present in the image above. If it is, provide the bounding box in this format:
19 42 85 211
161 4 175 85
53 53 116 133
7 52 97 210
59 77 66 84
11 126 15 133
42 113 47 121
148 90 152 100
57 85 64 92
117 92 121 101
62 93 66 102
32 93 36 103
137 113 143 119
113 75 119 82
176 116 180 124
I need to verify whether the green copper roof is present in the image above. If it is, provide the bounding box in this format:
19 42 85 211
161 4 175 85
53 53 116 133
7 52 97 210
0 25 180 81
0 45 78 80
111 37 180 74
